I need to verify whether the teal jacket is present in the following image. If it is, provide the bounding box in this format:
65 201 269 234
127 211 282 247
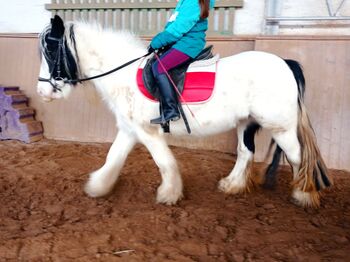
150 0 215 58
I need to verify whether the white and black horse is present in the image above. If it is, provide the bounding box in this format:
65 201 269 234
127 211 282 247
37 15 331 207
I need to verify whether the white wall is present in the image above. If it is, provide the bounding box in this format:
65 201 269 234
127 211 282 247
282 0 350 16
0 0 51 33
233 0 266 35
278 0 350 35
233 0 350 35
0 0 349 34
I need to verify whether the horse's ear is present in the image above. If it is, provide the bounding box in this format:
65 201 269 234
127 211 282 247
50 15 65 39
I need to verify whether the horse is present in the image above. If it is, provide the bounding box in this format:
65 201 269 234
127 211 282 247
37 15 331 208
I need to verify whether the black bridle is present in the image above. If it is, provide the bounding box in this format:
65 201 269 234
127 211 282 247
38 35 66 92
38 34 151 93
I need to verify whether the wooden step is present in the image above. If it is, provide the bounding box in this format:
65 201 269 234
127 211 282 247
28 133 44 143
11 94 28 104
20 116 35 123
5 90 22 96
26 121 43 135
0 86 20 92
12 102 29 109
0 86 43 143
18 107 35 118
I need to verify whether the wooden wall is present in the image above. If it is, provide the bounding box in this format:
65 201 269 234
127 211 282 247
0 34 349 170
254 36 350 171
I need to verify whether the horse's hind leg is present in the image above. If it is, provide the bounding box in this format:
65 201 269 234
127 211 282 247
263 142 283 189
219 122 260 194
271 129 301 180
271 128 320 207
138 129 183 205
85 129 137 197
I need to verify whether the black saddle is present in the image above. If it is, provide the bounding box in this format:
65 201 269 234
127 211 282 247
142 45 214 100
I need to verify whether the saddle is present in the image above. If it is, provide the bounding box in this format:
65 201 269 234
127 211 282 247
142 45 214 100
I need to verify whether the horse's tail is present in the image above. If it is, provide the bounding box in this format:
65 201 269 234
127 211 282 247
284 59 305 101
286 59 332 205
264 59 332 205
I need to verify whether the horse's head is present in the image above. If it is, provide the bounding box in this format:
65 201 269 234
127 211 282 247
37 15 78 102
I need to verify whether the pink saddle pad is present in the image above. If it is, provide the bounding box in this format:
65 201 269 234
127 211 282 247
136 61 217 103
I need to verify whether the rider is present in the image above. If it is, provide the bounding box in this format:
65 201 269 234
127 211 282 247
149 0 215 125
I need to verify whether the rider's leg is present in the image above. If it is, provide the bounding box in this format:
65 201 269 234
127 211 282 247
150 48 190 125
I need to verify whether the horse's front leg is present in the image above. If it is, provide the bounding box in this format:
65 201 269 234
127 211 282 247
138 129 183 205
85 130 137 197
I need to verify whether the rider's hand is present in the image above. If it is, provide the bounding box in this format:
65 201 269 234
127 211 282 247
148 46 155 53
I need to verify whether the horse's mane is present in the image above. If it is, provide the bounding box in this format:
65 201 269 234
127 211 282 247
66 21 146 57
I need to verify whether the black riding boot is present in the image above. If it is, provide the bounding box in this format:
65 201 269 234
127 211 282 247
150 74 180 125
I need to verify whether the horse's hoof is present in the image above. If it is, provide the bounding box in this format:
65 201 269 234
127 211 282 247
291 189 320 208
218 178 245 194
84 174 112 198
156 184 183 205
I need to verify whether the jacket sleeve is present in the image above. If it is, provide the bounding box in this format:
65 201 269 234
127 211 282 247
150 31 179 49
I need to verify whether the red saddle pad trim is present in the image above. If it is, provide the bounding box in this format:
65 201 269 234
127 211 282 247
136 69 216 103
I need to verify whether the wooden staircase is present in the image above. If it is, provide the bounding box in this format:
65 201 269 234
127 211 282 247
0 86 43 143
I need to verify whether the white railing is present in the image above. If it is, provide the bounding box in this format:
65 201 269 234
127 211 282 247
45 0 244 36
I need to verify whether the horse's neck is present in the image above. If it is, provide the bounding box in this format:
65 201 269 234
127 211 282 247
71 24 145 100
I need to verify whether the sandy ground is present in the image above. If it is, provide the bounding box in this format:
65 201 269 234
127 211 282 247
0 139 349 261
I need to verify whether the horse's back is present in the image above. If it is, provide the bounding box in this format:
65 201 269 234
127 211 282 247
219 50 291 73
219 50 297 94
214 50 299 127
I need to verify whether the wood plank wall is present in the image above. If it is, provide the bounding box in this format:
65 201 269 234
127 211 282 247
254 36 350 171
0 34 349 170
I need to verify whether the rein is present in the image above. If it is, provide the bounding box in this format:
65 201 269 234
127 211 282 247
64 51 152 84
